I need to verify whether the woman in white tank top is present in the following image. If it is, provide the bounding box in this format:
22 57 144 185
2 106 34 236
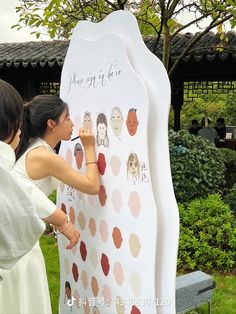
2 95 99 314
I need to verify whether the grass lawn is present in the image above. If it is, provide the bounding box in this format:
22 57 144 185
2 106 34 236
40 235 60 314
40 235 236 314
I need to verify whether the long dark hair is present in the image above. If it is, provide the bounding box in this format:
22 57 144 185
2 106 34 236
0 79 23 143
16 94 67 159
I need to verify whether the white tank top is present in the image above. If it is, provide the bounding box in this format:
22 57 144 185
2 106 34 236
14 138 60 196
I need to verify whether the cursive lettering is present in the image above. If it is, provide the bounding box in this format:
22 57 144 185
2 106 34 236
67 60 121 94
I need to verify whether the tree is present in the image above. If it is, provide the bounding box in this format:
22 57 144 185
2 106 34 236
13 0 236 77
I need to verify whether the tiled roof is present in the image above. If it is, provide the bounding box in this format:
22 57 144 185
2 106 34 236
145 31 236 62
0 31 236 68
0 40 67 68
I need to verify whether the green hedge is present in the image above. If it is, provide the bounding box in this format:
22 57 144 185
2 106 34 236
219 148 236 189
178 194 236 272
169 130 225 203
219 148 236 165
224 184 236 216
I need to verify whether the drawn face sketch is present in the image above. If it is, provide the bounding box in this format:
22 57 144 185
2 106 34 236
64 281 71 303
126 108 139 136
74 142 83 169
110 106 123 137
83 111 93 131
127 153 140 184
98 123 106 140
96 113 109 147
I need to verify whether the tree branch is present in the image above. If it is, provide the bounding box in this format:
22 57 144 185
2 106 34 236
78 0 87 19
168 13 233 78
104 0 119 10
136 17 161 34
168 0 182 17
171 14 209 38
159 0 166 13
172 3 200 16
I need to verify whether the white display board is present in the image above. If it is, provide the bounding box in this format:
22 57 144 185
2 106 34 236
58 11 179 314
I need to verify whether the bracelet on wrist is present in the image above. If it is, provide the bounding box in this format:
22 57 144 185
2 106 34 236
85 161 97 165
54 215 71 235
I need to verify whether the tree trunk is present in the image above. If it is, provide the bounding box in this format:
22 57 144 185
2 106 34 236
162 22 170 71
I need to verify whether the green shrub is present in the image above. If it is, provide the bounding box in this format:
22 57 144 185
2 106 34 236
177 194 236 272
219 148 236 164
219 148 236 189
224 184 236 215
169 130 225 203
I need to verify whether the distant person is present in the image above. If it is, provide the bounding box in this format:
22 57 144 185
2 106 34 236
189 119 202 135
198 117 218 145
215 117 226 139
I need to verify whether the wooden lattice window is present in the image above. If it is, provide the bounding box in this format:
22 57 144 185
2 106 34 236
184 81 236 102
38 82 60 96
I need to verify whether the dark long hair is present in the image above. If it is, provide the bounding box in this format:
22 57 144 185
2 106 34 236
16 94 67 159
0 79 23 143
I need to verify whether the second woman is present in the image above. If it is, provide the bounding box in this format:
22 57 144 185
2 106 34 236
14 94 100 313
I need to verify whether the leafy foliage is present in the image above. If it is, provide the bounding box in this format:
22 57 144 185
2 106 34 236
14 0 163 39
178 194 236 272
219 148 236 189
169 130 225 203
181 89 236 129
219 148 236 165
224 184 236 215
224 94 236 126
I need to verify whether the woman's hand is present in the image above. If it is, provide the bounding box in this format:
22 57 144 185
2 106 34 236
79 128 95 148
44 209 80 249
61 223 80 249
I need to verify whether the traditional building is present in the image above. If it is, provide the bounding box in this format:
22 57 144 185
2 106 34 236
0 31 236 130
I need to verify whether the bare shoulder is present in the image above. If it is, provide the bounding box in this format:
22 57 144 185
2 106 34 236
26 146 59 178
27 145 52 163
26 144 73 180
